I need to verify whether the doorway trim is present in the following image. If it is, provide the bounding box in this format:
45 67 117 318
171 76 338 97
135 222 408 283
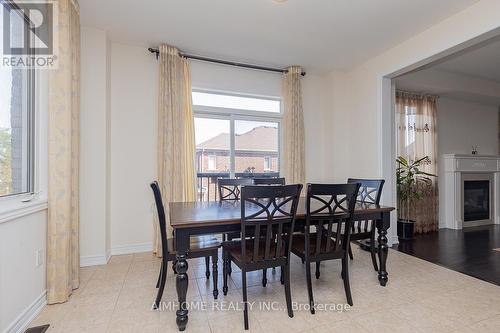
379 28 500 244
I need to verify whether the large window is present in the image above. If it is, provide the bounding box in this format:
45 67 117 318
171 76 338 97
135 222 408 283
194 90 281 200
0 8 35 197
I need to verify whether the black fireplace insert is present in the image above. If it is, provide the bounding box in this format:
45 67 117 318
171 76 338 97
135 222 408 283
463 180 490 222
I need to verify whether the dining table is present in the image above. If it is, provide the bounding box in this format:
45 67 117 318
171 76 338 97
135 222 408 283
169 198 395 331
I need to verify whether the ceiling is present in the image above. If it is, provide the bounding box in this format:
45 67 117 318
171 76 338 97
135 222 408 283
79 0 479 73
433 38 500 83
395 38 500 106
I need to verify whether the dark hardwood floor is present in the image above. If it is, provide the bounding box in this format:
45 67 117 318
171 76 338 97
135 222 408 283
392 225 500 286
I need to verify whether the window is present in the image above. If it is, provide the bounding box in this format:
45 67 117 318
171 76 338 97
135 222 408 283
193 90 281 178
404 107 416 148
192 91 280 113
234 119 278 174
264 156 271 171
0 8 35 197
195 117 230 174
207 154 217 171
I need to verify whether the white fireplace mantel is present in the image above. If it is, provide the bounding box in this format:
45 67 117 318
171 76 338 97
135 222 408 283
442 154 500 229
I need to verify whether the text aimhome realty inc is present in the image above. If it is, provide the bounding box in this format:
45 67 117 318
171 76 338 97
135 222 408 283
153 300 351 313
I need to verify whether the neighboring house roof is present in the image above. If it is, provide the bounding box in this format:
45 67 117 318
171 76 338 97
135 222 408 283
196 126 278 152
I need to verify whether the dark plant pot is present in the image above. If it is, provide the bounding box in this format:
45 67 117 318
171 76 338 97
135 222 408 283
397 219 415 241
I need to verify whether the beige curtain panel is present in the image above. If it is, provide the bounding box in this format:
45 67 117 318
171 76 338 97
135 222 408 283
282 66 305 185
47 0 81 304
396 91 438 233
154 44 196 256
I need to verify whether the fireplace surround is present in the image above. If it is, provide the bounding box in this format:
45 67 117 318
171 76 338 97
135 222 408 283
442 154 500 229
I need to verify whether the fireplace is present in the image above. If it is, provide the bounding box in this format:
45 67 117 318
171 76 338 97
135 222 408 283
461 173 494 227
442 154 499 229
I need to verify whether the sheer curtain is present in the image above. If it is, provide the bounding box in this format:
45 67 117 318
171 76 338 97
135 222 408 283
282 66 305 185
396 91 438 233
47 0 81 304
154 44 196 256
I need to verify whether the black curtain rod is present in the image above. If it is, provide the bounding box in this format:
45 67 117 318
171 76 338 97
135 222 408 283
148 48 306 76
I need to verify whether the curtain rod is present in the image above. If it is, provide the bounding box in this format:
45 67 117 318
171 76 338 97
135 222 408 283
147 48 306 76
396 89 439 99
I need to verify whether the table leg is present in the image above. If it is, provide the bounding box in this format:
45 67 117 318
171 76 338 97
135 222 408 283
175 231 190 331
175 254 188 330
376 212 390 286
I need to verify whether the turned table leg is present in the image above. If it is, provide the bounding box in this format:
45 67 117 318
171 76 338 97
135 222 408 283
376 211 390 286
175 230 190 331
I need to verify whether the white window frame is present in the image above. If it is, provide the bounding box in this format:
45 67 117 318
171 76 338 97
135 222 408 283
263 156 271 171
193 88 282 177
207 154 217 171
0 4 36 200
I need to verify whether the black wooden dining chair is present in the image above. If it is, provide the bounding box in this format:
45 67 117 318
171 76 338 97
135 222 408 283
150 181 221 308
218 178 255 275
218 178 254 201
222 184 303 330
253 177 286 286
291 183 360 313
253 177 286 185
346 178 385 271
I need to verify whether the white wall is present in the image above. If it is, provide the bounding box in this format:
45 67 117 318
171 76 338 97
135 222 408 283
109 42 157 253
0 71 48 332
329 0 500 242
0 211 47 333
437 98 498 156
302 73 332 182
80 27 111 265
436 98 499 227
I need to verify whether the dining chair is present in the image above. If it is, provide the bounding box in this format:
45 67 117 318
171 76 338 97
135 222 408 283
218 178 255 275
253 177 286 185
346 178 385 271
253 177 286 286
291 183 360 313
150 181 221 308
222 184 303 330
218 178 254 201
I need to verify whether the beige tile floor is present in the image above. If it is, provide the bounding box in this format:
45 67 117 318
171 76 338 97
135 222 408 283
30 246 500 333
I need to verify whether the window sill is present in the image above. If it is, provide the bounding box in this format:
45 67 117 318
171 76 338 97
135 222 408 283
0 197 48 225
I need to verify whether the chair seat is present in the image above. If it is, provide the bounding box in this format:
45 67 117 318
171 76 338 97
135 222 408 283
349 231 373 240
223 240 286 264
291 233 340 256
166 235 221 259
225 231 242 241
329 223 373 240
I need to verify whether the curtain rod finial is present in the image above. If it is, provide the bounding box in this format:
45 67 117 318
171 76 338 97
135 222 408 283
148 47 159 59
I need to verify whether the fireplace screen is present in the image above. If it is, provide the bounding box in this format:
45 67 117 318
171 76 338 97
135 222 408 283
463 180 490 222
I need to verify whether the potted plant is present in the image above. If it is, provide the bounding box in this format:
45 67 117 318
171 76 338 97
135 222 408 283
396 156 436 241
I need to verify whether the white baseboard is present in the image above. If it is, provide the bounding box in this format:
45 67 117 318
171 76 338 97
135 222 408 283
5 290 46 333
111 242 152 256
80 243 151 267
80 254 109 267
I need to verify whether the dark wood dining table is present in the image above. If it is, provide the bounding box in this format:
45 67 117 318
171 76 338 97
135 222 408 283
169 198 394 331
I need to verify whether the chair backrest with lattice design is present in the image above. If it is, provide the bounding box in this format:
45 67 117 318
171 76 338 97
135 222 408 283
305 183 360 257
240 184 302 265
347 178 385 234
218 178 254 201
347 178 385 204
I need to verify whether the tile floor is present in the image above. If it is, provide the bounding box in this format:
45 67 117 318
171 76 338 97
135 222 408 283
30 246 500 333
